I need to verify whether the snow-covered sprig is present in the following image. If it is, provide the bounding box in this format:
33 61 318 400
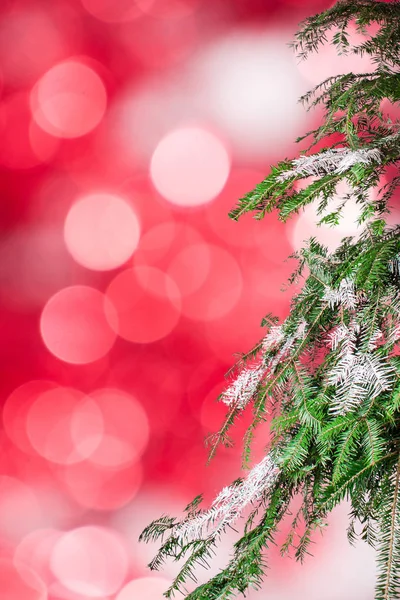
277 148 381 182
173 454 280 544
262 325 285 351
326 320 394 415
328 323 351 350
368 328 383 351
267 320 308 372
323 278 357 310
222 321 307 411
386 323 400 346
222 366 265 410
328 353 394 416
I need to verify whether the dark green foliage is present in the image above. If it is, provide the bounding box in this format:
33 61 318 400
141 2 400 598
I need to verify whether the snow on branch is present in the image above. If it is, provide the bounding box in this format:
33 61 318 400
323 278 357 310
277 147 381 181
221 321 308 411
173 454 280 544
326 320 394 415
221 366 265 410
262 325 285 351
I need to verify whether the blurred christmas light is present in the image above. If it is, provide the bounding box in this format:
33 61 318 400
150 127 230 207
109 80 193 167
50 526 129 597
106 267 181 343
61 459 143 511
3 381 58 454
31 60 107 139
116 577 173 600
180 244 242 321
64 193 141 271
133 221 203 268
14 528 63 588
40 286 118 364
192 30 308 157
26 387 104 465
167 242 211 296
0 476 42 542
86 388 149 468
0 559 47 600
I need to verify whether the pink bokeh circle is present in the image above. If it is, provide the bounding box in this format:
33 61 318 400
106 267 181 343
2 380 58 454
64 193 141 271
150 127 230 206
61 460 143 511
180 244 242 321
26 387 104 465
14 528 63 587
86 388 149 468
40 286 118 364
31 60 107 138
167 242 211 297
50 526 128 597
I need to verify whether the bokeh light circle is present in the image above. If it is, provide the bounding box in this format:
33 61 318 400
40 286 118 364
116 577 173 600
64 193 141 271
0 559 47 600
87 388 149 468
26 387 104 464
106 267 181 343
50 526 129 597
14 528 63 587
167 242 211 296
0 476 42 542
62 460 143 511
2 380 58 454
31 60 107 138
193 31 307 157
133 221 203 269
150 127 230 206
180 244 242 321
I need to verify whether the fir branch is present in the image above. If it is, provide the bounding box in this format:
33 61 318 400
375 456 400 600
142 2 400 598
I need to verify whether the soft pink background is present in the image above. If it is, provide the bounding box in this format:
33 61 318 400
0 0 378 598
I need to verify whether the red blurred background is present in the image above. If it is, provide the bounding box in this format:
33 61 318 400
0 0 380 598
